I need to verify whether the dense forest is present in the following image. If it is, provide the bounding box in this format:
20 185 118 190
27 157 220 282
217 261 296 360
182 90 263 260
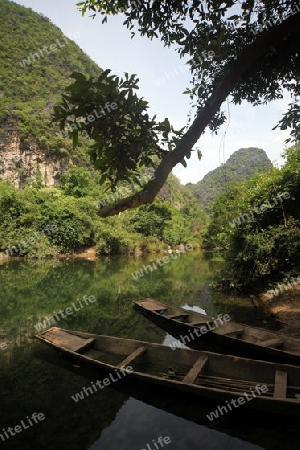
204 143 300 293
0 167 207 257
0 0 207 256
0 0 299 296
1 2 300 450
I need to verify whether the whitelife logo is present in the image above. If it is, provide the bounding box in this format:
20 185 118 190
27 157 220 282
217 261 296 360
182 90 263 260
206 384 268 421
18 33 81 67
140 436 171 450
56 102 118 139
266 275 300 298
0 224 57 260
0 412 45 443
169 313 231 350
132 244 193 280
0 342 7 351
229 192 290 228
71 366 133 402
34 295 96 332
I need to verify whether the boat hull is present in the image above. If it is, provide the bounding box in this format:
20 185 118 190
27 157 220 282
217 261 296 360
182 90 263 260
35 327 300 416
134 298 300 365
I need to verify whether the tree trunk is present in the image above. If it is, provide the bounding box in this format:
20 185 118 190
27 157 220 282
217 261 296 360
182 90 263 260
98 12 300 217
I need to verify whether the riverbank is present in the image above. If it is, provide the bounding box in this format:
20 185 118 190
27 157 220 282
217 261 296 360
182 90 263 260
258 285 300 337
0 244 200 263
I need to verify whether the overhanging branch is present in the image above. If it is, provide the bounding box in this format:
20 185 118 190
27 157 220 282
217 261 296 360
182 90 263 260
98 12 300 217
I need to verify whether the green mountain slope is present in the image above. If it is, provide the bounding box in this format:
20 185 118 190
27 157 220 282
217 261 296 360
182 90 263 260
0 0 101 158
0 0 207 256
204 144 300 292
188 148 273 208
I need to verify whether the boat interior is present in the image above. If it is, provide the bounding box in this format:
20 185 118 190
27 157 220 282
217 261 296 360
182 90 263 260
136 299 300 355
38 328 300 401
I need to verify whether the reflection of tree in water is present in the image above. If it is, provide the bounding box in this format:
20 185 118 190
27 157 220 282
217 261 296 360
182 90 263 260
195 281 212 309
39 355 298 450
0 253 298 449
0 345 128 450
0 252 213 321
0 317 37 365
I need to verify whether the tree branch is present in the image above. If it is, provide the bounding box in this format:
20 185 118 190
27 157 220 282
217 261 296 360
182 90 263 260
98 12 300 217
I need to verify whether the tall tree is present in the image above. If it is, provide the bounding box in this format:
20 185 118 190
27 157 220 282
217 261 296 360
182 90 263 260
54 0 300 216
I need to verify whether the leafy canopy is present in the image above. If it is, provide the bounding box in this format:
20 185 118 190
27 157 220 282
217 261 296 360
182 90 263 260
76 0 299 131
54 70 185 188
204 143 300 291
53 0 299 215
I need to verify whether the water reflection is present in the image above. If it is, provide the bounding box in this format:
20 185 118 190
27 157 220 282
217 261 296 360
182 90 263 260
0 254 298 449
90 398 265 450
182 304 207 314
36 348 269 450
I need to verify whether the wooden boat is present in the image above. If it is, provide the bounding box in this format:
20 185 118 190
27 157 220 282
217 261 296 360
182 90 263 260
35 327 300 415
134 298 300 365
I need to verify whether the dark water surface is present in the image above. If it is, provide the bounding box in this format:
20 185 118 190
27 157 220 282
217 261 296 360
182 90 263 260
0 252 298 450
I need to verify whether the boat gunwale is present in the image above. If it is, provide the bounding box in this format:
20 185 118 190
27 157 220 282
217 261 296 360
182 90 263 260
134 299 300 357
35 327 300 407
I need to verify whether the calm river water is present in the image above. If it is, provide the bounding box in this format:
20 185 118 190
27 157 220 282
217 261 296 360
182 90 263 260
0 251 298 450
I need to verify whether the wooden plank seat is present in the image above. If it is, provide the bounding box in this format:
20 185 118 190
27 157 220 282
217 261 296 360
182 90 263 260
117 346 147 368
42 329 95 353
217 327 244 337
259 338 284 348
183 357 208 384
274 370 287 398
70 338 95 353
167 314 189 320
137 299 167 312
223 328 245 337
190 320 213 326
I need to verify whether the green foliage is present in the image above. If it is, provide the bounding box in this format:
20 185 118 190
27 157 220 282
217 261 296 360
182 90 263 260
0 167 207 257
59 166 100 198
129 202 172 239
274 103 300 144
229 217 300 285
95 221 142 255
33 165 44 189
128 191 208 245
41 196 96 250
78 1 299 141
205 144 300 292
188 148 272 209
0 181 97 254
163 216 186 245
53 71 185 187
0 0 100 159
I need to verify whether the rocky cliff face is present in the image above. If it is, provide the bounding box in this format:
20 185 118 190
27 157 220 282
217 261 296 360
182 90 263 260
0 123 70 188
0 0 101 189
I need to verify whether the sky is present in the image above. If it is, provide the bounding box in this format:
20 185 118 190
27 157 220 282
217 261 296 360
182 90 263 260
13 0 293 184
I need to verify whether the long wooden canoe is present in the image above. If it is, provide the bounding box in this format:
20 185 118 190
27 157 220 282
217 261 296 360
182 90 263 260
35 327 300 415
134 298 300 365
